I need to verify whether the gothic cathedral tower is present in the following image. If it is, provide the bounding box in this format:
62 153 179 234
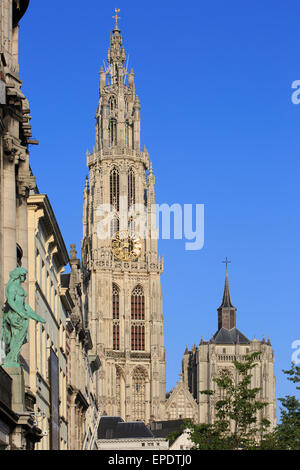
82 15 166 424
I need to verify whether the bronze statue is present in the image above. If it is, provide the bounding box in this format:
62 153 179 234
2 267 46 368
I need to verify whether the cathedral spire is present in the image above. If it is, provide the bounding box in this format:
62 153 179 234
217 260 236 331
220 265 234 308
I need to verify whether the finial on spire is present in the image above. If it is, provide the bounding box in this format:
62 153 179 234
112 8 121 30
222 257 231 271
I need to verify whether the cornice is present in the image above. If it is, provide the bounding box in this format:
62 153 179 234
27 194 69 269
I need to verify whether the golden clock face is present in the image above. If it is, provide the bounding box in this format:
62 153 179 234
111 230 142 261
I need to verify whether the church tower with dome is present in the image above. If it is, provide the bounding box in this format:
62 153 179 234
81 12 166 424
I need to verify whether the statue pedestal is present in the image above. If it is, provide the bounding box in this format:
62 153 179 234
2 366 25 413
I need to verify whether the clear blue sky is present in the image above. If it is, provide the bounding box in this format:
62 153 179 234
20 0 300 417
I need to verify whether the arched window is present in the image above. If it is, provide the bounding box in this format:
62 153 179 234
132 368 146 422
128 167 135 210
112 284 119 320
110 216 120 238
113 284 120 350
110 167 119 211
109 118 117 147
125 120 128 147
108 97 117 147
109 96 116 115
131 286 145 320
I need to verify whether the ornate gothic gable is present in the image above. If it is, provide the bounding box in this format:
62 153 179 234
165 377 198 422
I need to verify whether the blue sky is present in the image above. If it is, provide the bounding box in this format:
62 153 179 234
20 0 300 417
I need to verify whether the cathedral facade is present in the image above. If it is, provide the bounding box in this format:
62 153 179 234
82 18 166 424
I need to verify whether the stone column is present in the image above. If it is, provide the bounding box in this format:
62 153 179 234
145 379 150 424
120 373 125 420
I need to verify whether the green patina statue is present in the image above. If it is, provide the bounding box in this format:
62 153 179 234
1 267 46 368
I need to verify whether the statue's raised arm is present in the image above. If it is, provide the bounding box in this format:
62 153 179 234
2 267 46 369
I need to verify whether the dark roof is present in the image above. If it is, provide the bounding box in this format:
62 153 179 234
115 422 153 439
212 327 250 344
98 417 123 439
98 416 154 440
150 420 185 439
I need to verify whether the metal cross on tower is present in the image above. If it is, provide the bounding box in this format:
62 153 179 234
113 8 121 27
222 257 231 270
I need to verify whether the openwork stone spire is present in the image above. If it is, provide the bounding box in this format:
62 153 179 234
108 12 126 86
95 10 141 152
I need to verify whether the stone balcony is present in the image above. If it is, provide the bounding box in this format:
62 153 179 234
87 147 149 170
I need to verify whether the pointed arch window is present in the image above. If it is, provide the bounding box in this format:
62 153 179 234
109 96 117 116
108 96 117 147
106 74 111 87
109 118 117 147
125 120 128 147
110 216 120 238
131 286 145 320
112 284 120 320
110 167 120 211
112 284 120 351
132 368 146 421
128 167 136 210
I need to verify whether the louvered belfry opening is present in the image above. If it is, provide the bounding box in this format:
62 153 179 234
131 286 145 350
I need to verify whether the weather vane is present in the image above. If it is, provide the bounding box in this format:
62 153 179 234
222 257 231 270
113 8 121 28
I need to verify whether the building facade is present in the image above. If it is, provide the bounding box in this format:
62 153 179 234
27 195 99 450
0 0 36 340
0 2 100 450
0 0 43 450
27 193 71 449
82 18 166 424
62 244 100 451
